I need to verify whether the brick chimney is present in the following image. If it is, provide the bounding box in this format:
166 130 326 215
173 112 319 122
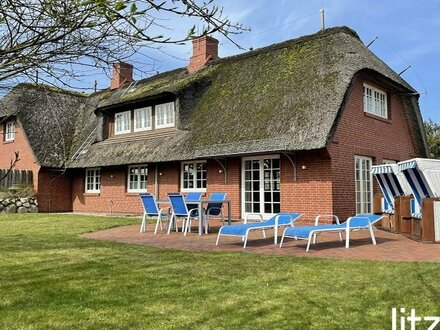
187 35 219 73
110 62 133 89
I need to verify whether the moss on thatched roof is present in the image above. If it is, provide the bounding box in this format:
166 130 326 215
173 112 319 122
69 26 427 168
1 26 428 168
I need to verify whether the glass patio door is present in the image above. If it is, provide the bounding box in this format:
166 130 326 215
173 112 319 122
242 155 281 218
355 156 373 213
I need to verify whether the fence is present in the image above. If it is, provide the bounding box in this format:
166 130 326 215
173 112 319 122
0 169 33 189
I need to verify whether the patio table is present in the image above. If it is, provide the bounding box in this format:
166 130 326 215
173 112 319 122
157 199 231 236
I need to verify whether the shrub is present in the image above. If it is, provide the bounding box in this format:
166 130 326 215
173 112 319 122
0 184 36 199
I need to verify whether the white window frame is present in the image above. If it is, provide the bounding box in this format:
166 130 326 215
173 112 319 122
181 161 207 192
241 155 281 219
134 107 152 132
363 83 388 119
155 102 175 129
127 164 148 193
114 110 131 135
354 156 373 214
5 121 15 142
85 168 101 193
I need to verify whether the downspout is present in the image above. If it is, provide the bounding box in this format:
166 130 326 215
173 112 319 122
155 163 159 197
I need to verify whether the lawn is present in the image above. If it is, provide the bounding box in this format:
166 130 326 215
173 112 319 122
0 214 439 329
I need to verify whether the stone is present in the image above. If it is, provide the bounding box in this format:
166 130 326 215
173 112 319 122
17 206 28 213
2 199 10 206
23 202 30 208
16 201 22 207
0 204 3 211
34 200 38 206
20 198 28 203
5 204 17 213
29 205 38 213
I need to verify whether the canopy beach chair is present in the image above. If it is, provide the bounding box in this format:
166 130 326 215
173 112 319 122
371 164 411 213
280 213 384 252
398 158 440 219
216 213 303 248
139 193 171 234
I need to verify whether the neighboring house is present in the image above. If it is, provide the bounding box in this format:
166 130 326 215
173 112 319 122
0 26 428 221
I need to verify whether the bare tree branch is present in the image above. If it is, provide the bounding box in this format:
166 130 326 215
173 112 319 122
0 0 248 91
0 151 20 182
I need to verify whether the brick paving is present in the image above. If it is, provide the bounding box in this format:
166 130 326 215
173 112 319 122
81 220 440 262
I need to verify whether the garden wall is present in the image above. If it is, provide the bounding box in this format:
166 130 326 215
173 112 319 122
0 197 38 213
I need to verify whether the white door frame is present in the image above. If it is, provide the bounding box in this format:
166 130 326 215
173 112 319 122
241 154 280 219
354 155 373 214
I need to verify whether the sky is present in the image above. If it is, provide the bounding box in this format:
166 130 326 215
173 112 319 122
81 1 440 122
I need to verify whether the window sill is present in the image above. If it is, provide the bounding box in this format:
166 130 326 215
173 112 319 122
125 192 146 196
84 192 100 196
364 112 391 124
181 190 207 195
3 140 14 144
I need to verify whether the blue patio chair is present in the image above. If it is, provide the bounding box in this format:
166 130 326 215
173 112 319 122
280 213 385 252
216 213 303 248
139 193 171 234
204 192 228 234
167 193 202 236
185 192 203 213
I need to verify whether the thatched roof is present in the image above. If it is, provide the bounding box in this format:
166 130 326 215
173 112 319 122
1 26 428 168
0 84 89 167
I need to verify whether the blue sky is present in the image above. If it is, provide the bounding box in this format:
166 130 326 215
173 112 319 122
89 1 440 122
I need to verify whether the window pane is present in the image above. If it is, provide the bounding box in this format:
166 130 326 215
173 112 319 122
363 84 387 118
128 165 147 192
115 111 131 134
85 168 101 192
354 156 372 213
156 102 175 128
5 122 15 141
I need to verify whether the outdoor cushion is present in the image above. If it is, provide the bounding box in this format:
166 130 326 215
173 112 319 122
219 213 301 236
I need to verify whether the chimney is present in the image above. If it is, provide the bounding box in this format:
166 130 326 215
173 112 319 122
110 62 133 90
187 35 219 73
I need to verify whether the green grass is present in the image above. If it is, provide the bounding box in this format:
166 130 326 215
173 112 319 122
0 214 439 329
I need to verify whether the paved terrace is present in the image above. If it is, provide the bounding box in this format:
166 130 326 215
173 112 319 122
82 221 440 262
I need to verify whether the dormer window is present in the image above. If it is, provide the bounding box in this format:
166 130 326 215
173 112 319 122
111 101 175 138
363 83 388 119
156 102 175 129
134 107 152 132
5 121 15 142
115 110 131 135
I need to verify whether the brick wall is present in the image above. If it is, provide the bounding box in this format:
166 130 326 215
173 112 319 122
70 155 332 223
329 74 421 220
281 152 333 224
37 169 72 212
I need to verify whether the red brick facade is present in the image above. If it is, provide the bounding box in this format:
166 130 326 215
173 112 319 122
69 153 333 223
0 121 40 188
329 74 418 220
1 74 424 221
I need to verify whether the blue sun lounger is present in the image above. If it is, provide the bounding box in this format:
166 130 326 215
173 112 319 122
216 213 303 248
280 213 384 252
